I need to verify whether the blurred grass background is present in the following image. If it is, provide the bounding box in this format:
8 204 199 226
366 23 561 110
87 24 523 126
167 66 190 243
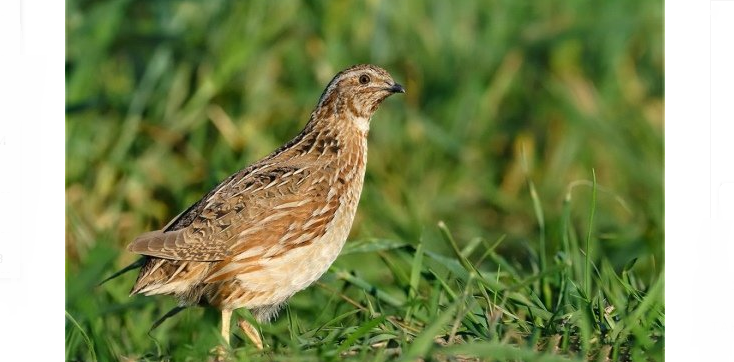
66 1 663 361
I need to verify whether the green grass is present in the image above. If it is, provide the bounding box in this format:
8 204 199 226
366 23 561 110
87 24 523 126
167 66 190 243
65 1 663 361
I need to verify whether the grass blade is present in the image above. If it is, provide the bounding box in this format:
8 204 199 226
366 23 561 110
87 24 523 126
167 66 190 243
585 169 597 296
442 341 585 362
335 315 387 355
404 242 424 323
65 311 97 362
335 269 404 308
399 300 461 361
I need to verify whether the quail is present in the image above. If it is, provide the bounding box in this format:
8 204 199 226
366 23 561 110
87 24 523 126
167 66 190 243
126 64 404 349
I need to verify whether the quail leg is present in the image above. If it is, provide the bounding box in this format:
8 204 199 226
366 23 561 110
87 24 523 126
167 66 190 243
221 309 232 344
211 309 232 361
238 319 264 350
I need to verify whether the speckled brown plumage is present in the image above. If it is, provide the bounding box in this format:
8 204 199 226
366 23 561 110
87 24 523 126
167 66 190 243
126 64 404 350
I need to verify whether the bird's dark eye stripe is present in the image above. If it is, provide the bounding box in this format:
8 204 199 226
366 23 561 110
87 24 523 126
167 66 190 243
359 74 370 84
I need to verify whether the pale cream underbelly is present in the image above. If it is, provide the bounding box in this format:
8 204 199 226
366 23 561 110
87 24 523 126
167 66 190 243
233 199 357 308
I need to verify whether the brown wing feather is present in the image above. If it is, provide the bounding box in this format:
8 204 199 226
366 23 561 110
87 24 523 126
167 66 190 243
203 193 341 282
159 123 316 234
127 150 341 263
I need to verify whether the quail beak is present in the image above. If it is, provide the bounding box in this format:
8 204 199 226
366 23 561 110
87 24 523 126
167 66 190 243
387 83 405 94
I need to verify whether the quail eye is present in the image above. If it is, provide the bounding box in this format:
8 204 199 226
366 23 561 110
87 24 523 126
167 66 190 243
359 74 371 85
